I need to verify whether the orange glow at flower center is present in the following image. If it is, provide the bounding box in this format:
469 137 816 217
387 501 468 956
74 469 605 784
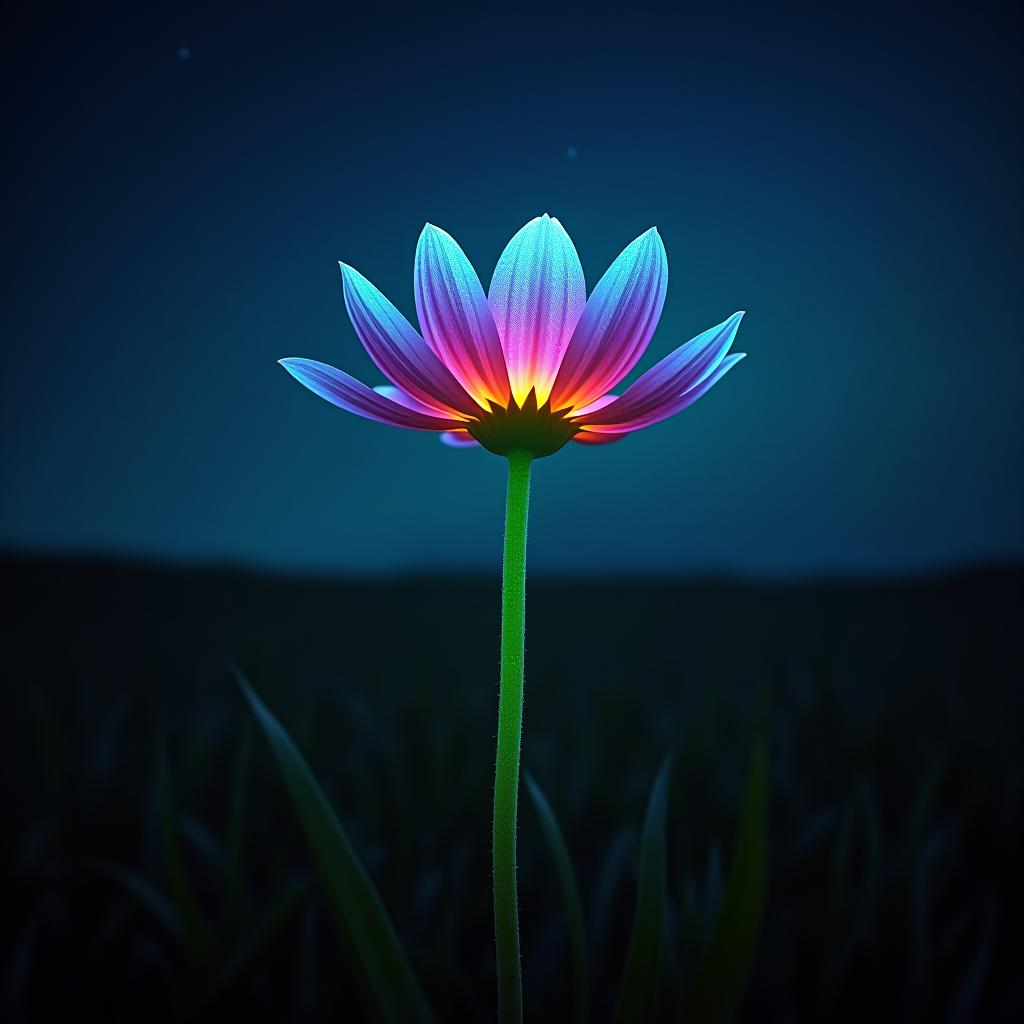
466 389 580 458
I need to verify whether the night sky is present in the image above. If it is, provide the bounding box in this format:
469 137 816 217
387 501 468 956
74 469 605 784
5 4 1021 575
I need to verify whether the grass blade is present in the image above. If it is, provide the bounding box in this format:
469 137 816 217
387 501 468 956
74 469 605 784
824 797 855 954
235 669 435 1024
525 771 590 1024
157 742 216 967
948 898 995 1024
201 876 314 1009
223 721 254 940
683 739 768 1024
589 827 633 963
613 753 673 1024
903 763 942 865
99 864 186 945
857 780 883 937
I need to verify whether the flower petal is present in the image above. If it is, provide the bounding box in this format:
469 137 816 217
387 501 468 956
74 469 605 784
576 313 744 427
439 430 480 448
487 214 586 406
341 264 478 417
567 392 618 418
579 352 746 435
280 358 464 431
414 224 510 409
572 428 631 445
549 227 668 412
373 384 449 416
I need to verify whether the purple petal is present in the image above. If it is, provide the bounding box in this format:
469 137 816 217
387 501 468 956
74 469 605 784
578 352 746 435
567 392 619 418
414 224 510 408
576 313 744 427
487 214 586 405
341 264 479 417
439 430 480 448
279 358 464 431
549 227 667 412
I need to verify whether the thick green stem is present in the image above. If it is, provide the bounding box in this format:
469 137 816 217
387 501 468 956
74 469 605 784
493 449 532 1022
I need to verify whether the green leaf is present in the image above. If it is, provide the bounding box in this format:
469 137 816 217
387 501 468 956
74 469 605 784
525 772 590 1024
613 754 673 1024
235 669 435 1024
157 741 216 967
683 739 768 1024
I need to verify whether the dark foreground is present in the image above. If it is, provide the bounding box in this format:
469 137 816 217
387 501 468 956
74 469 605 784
3 555 1022 1021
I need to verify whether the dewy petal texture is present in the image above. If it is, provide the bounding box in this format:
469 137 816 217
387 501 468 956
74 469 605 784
577 313 745 428
549 227 668 412
415 225 511 409
280 358 464 431
488 214 586 406
341 264 478 417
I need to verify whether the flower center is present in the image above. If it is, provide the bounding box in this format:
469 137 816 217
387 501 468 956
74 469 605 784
466 389 580 459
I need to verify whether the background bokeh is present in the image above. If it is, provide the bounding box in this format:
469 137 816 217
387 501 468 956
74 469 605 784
4 3 1022 1023
4 3 1021 575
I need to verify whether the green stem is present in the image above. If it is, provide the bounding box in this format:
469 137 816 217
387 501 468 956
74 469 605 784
494 449 533 1022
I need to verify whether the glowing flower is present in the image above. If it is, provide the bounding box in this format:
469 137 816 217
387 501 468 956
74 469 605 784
275 213 750 1021
280 215 745 458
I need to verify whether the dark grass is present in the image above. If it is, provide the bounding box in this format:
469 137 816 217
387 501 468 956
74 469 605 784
3 555 1022 1021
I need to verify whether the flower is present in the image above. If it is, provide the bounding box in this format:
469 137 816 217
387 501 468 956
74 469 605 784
280 215 745 458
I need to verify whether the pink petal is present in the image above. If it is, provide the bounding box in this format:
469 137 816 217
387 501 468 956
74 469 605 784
487 214 586 406
280 358 464 431
414 224 511 409
341 264 478 417
549 227 667 412
577 313 744 427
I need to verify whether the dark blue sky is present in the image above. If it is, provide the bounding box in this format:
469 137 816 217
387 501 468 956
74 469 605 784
4 4 1021 574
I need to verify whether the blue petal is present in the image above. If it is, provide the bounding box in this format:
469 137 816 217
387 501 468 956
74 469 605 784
487 214 586 405
577 312 744 427
341 264 478 416
550 227 668 411
414 224 510 407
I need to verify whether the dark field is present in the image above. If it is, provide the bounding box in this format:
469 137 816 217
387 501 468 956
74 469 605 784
4 556 1022 1021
